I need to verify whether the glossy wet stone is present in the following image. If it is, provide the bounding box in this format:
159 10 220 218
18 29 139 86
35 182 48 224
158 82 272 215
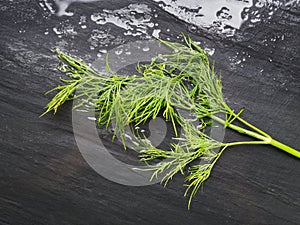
0 1 299 225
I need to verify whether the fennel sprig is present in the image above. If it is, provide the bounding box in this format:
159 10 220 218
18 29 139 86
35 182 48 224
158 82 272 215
42 35 299 209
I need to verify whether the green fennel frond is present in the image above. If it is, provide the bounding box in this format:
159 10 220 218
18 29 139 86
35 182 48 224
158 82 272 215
42 34 300 209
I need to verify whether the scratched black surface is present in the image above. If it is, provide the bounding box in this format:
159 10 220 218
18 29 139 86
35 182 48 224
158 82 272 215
0 1 300 225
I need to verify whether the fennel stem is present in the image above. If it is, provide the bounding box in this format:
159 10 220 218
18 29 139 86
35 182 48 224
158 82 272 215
211 115 300 158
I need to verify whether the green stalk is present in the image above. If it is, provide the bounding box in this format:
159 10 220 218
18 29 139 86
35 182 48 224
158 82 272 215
269 139 300 158
211 115 300 159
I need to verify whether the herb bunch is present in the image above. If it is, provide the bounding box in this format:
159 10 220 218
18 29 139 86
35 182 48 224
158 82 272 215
42 35 299 208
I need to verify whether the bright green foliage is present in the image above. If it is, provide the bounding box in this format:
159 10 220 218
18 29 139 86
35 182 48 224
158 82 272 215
42 34 299 209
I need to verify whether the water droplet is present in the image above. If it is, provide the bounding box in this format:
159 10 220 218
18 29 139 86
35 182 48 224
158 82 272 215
204 47 215 56
152 29 161 38
142 47 150 52
99 49 107 54
115 49 123 55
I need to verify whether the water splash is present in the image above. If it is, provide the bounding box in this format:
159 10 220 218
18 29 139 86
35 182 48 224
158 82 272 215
153 0 253 36
90 4 155 38
246 0 299 25
52 22 78 38
40 0 299 41
54 0 102 16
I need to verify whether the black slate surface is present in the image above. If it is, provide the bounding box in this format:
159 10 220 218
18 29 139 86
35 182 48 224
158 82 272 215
0 1 300 225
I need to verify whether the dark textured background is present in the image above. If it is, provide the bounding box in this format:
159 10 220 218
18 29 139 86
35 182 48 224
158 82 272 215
0 1 299 225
